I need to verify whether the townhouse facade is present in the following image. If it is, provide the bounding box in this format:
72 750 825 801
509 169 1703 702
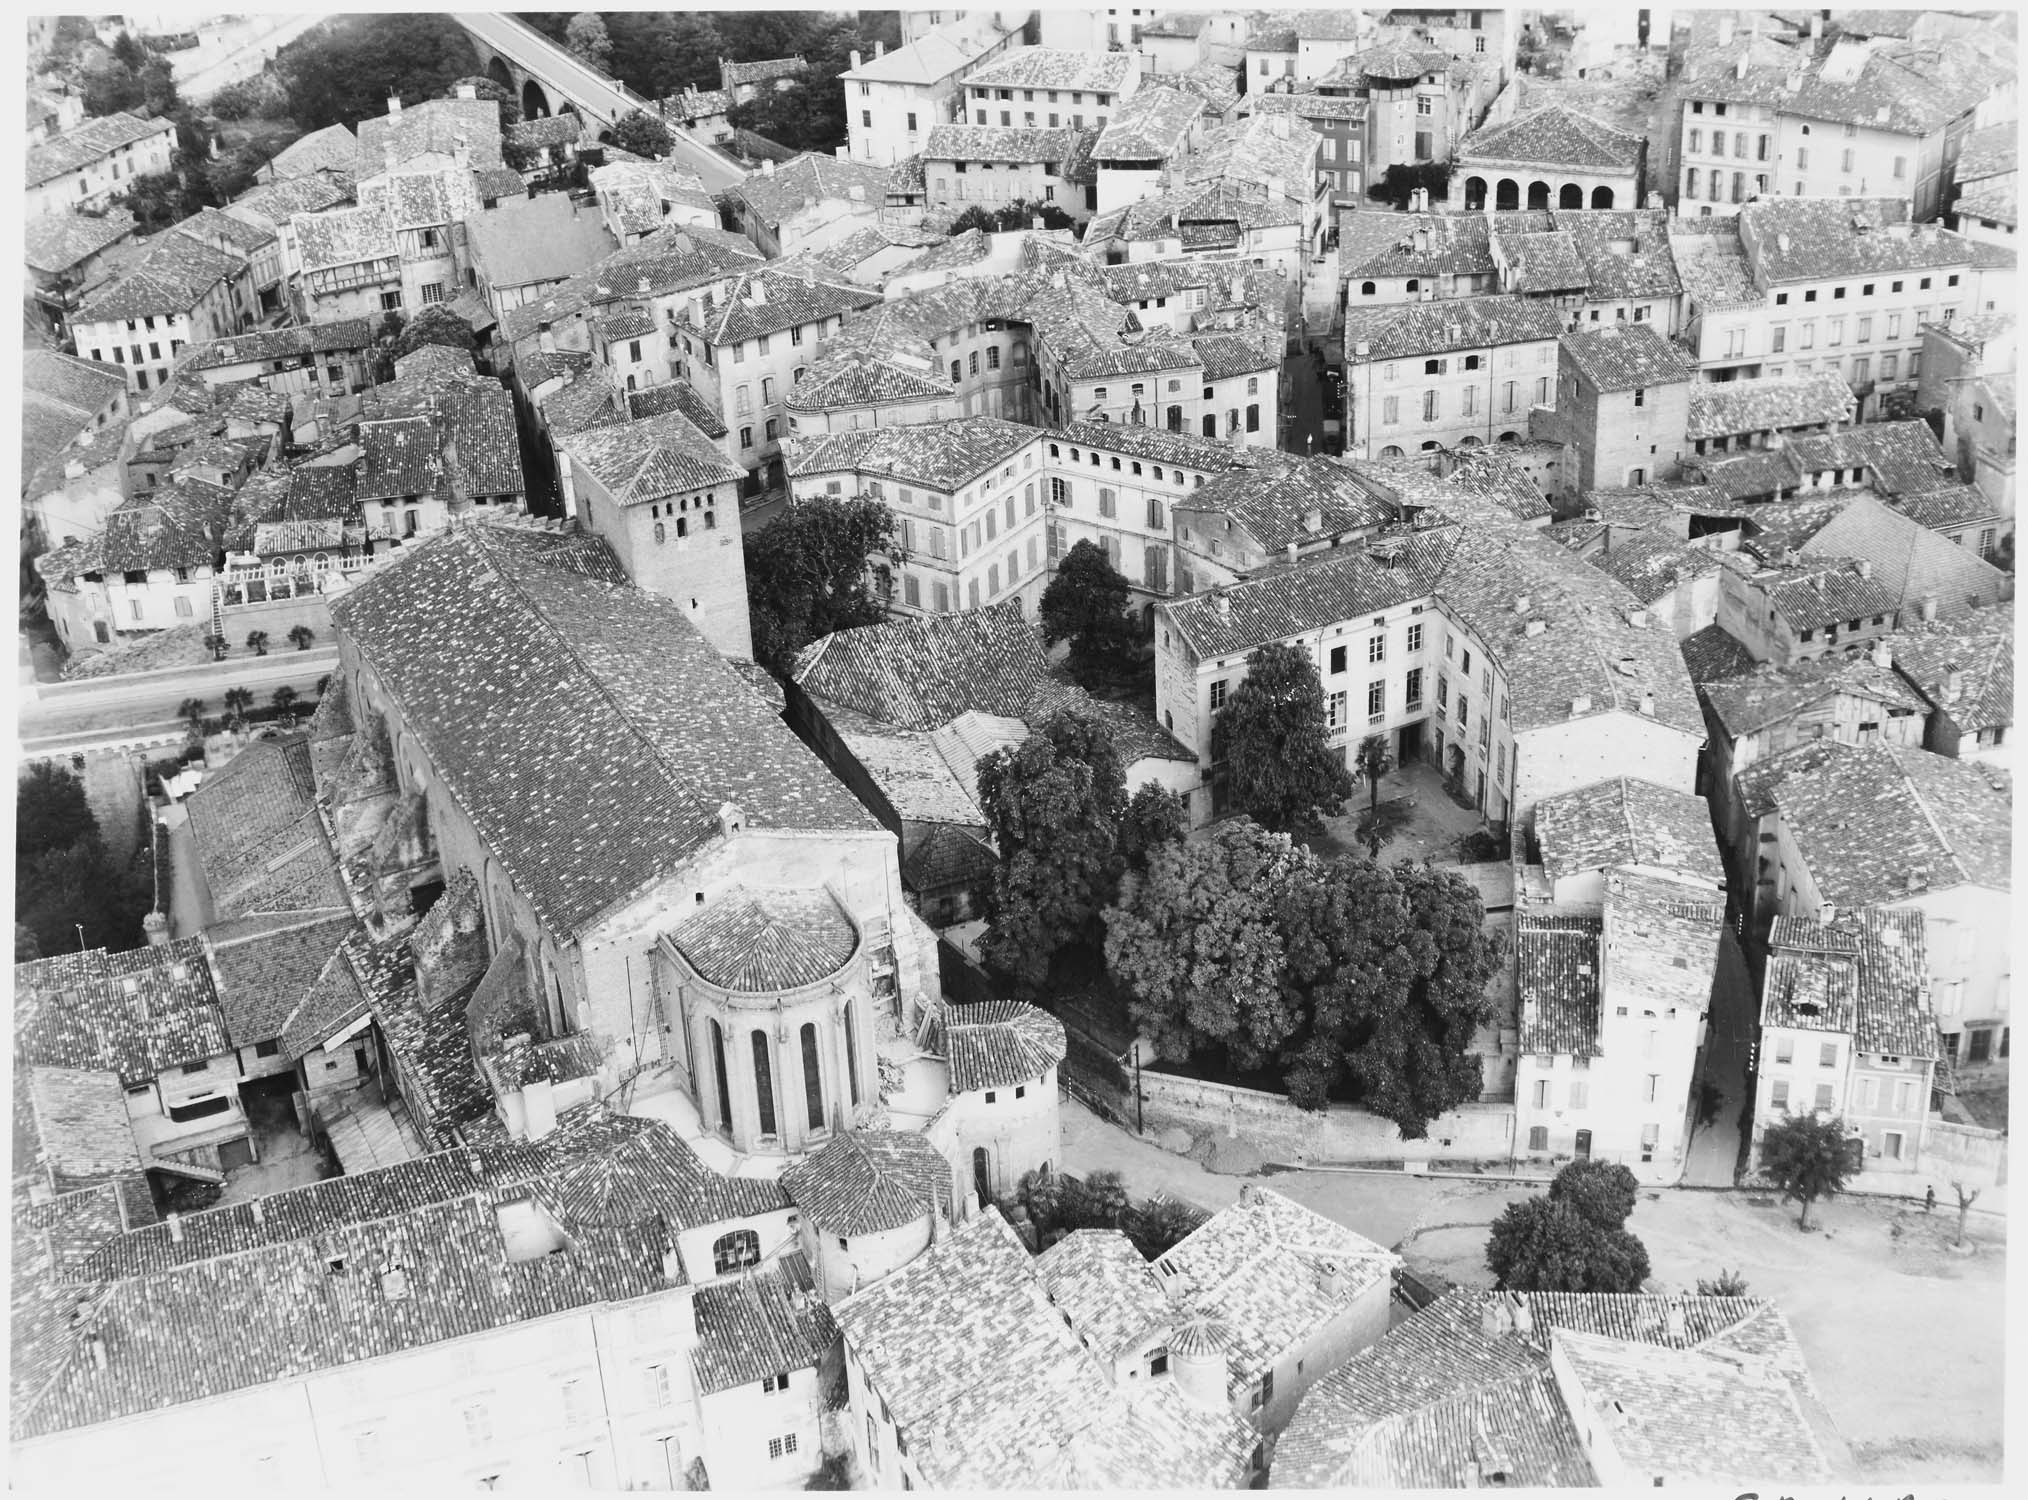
70 231 255 397
1541 322 1695 495
840 23 1020 167
1342 297 1566 460
922 124 1095 221
960 46 1144 132
25 109 177 217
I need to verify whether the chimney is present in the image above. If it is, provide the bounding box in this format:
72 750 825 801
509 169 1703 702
851 49 862 71
1569 694 1592 716
457 83 477 101
876 40 885 58
1920 595 1938 622
1239 1183 1258 1206
1945 668 1964 703
1525 618 1547 637
1871 641 1892 670
1265 175 1284 203
453 133 469 172
1717 17 1736 48
1317 1259 1347 1298
1480 1294 1512 1338
637 275 650 295
1665 1300 1687 1344
383 139 397 175
142 911 170 946
1212 589 1232 620
849 184 865 202
388 95 402 122
762 158 776 178
1907 866 1930 893
1810 13 1823 42
1514 594 1531 613
1510 1292 1533 1337
1640 692 1655 716
1853 559 1872 580
1785 69 1804 94
1735 54 1748 80
250 1198 265 1226
749 276 767 305
661 1242 684 1285
166 1212 183 1244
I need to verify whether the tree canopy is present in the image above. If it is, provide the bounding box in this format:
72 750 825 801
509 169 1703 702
947 200 1080 235
272 15 481 134
608 109 675 159
1106 820 1315 1070
1486 1161 1651 1292
565 13 613 72
17 764 96 863
1758 1113 1855 1230
977 709 1129 995
1039 539 1135 686
15 766 153 957
390 304 478 362
743 493 903 675
1211 641 1354 833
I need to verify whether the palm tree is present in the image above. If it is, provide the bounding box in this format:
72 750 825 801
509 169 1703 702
223 687 255 731
246 629 269 656
202 633 227 660
288 624 315 651
1354 733 1394 858
177 698 207 739
272 685 299 715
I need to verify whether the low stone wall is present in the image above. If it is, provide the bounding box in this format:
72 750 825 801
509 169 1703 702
218 593 334 649
1925 1118 2008 1190
1134 1066 1516 1167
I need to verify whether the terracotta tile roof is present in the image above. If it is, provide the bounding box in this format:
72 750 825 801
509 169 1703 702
1273 1288 1823 1489
1170 61 1243 116
356 97 503 172
943 1000 1066 1092
292 205 397 273
724 55 806 88
1514 915 1603 1058
1249 87 1368 123
1034 1229 1172 1363
1549 208 1684 301
73 231 246 324
536 364 622 437
1054 418 1247 474
1185 112 1317 202
1494 223 1589 294
504 113 582 150
540 1116 790 1233
1888 620 2013 733
835 718 983 826
557 407 742 499
1095 85 1205 161
1738 741 2012 906
626 376 728 437
1688 372 1855 440
1536 777 1724 887
1703 652 1927 743
1340 212 1493 280
227 174 351 227
1555 1327 1833 1485
1891 483 2004 533
22 1067 144 1186
1156 1188 1396 1393
1343 295 1565 361
23 208 136 274
669 884 860 993
782 1131 953 1237
26 110 172 188
20 349 126 491
330 526 878 938
1741 198 1979 283
1799 495 2010 619
1561 322 1695 393
786 348 952 412
965 47 1139 91
700 264 881 347
465 192 620 289
265 122 359 181
1164 530 1450 661
1680 622 1760 684
833 1209 1258 1489
784 413 1039 494
184 736 348 920
925 123 1079 164
498 223 762 343
902 821 998 892
730 151 889 231
690 1251 837 1396
13 940 232 1084
205 914 358 1049
190 317 377 371
843 24 1007 85
1459 105 1643 173
1602 869 1726 1013
1684 31 2011 139
1954 123 2016 186
1593 532 1726 605
1791 421 1961 497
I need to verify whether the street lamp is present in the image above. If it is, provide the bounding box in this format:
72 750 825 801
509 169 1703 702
1127 1038 1146 1136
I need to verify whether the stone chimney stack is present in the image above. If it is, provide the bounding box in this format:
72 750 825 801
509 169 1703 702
457 83 477 101
851 49 862 71
388 95 402 123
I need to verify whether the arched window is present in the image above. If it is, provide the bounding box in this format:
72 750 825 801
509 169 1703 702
709 1019 732 1134
1405 278 1420 294
951 360 962 383
1360 280 1377 296
1380 445 1405 458
654 522 666 544
800 1023 825 1135
1421 440 1441 451
752 1031 777 1137
973 1147 992 1206
712 1229 760 1274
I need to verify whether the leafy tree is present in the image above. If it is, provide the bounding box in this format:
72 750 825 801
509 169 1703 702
1950 1181 1981 1248
16 924 44 963
1127 1195 1210 1261
1115 782 1188 881
723 14 865 153
608 109 675 159
1039 539 1135 685
17 764 97 863
1211 641 1354 833
272 685 300 714
1105 819 1315 1070
16 835 151 957
1758 1113 1854 1230
1485 1194 1651 1293
1017 1165 1066 1232
1696 1268 1751 1297
289 625 316 651
1278 858 1502 1133
1549 1159 1640 1230
111 30 146 71
1059 1170 1130 1230
977 709 1128 994
566 12 614 72
273 15 481 134
743 492 903 674
391 304 478 362
110 171 190 233
246 630 270 657
1367 161 1453 209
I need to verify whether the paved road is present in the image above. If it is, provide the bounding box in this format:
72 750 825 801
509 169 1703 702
1281 350 1332 458
451 13 748 194
19 649 337 750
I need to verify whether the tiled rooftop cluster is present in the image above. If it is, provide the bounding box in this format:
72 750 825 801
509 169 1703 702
26 110 171 189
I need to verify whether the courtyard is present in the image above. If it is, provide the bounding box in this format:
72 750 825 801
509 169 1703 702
1063 1101 2007 1486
